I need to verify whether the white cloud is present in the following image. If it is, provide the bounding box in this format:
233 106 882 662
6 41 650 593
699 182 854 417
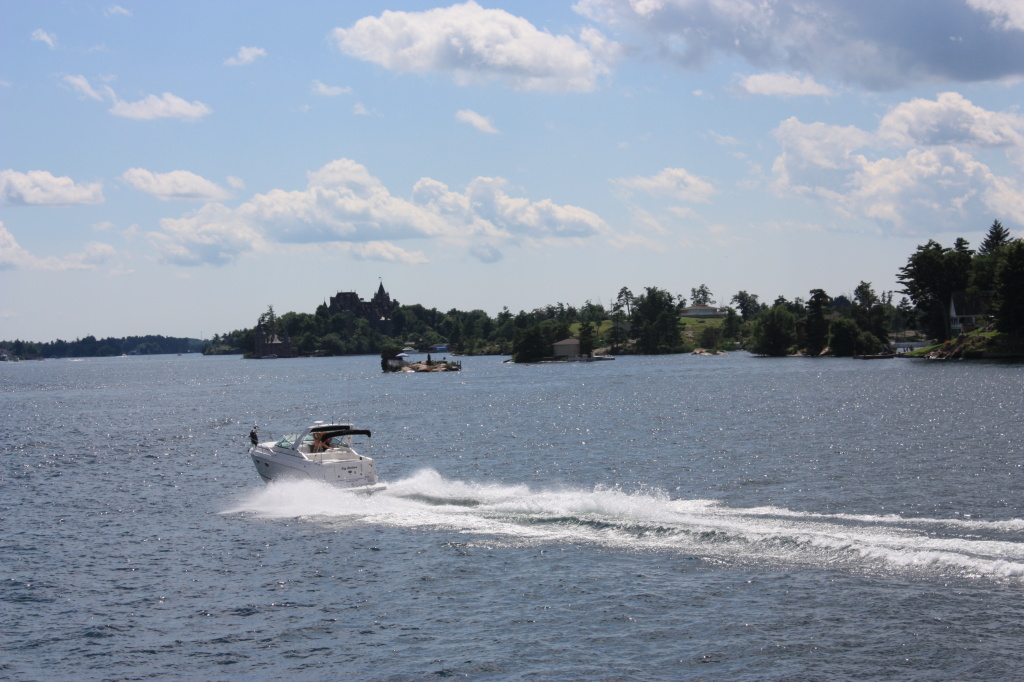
224 46 267 66
614 167 717 203
738 72 832 97
63 75 211 121
877 91 1024 152
148 158 612 266
456 109 499 134
121 168 232 201
63 74 105 101
0 170 104 205
31 29 56 49
574 0 1024 90
226 176 245 190
109 92 211 120
0 222 114 271
311 80 352 96
148 203 266 266
771 94 1024 229
332 1 616 92
967 0 1024 31
105 5 132 17
346 242 429 264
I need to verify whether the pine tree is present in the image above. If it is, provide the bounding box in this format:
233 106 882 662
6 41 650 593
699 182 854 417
979 220 1011 257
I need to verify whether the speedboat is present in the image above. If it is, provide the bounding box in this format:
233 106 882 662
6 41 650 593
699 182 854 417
248 422 382 491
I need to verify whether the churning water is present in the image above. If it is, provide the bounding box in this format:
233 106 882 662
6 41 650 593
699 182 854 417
2 353 1022 679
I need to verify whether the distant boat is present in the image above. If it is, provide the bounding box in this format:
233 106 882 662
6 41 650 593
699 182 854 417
853 353 895 359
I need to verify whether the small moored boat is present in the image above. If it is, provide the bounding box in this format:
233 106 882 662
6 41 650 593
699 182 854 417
248 422 382 491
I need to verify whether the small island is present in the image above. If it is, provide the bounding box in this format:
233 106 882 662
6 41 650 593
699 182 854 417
381 351 461 373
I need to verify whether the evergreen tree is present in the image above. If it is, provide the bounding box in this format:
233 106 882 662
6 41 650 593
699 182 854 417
721 307 741 341
633 286 682 354
804 289 831 356
979 219 1011 256
749 305 797 356
827 318 860 356
897 240 971 340
995 240 1024 336
579 321 595 357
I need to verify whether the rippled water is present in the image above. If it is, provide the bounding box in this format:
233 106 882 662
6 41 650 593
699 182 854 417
2 353 1022 680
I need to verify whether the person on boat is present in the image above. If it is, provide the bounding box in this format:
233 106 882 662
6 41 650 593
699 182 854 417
249 427 258 446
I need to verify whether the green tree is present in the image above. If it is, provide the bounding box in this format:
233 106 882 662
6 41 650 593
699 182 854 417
979 219 1011 256
897 240 971 340
616 287 634 320
851 281 889 346
827 318 860 357
731 290 763 321
804 289 831 356
995 239 1024 336
633 286 683 353
721 307 741 341
690 284 714 306
579 321 595 357
749 305 797 356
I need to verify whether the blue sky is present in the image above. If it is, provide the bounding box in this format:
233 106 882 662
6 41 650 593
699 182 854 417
3 0 1023 341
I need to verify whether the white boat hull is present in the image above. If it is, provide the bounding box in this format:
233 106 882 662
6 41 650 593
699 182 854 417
250 446 378 487
248 423 381 489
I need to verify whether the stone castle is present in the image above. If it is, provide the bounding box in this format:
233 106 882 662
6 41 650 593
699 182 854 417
327 281 397 334
252 282 398 357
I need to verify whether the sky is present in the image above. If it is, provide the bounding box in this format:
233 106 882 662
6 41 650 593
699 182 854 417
2 0 1024 341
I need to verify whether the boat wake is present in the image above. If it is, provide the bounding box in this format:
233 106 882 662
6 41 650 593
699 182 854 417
225 469 1024 582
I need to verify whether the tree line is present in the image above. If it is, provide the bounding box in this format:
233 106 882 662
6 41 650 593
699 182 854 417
0 335 204 359
205 219 1023 360
8 221 1021 361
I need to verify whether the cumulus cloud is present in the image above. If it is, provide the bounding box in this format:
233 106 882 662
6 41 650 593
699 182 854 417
0 170 104 205
0 222 115 271
614 167 717 203
121 168 232 201
109 92 211 120
311 80 352 96
573 0 1024 90
62 74 210 120
456 109 499 134
771 93 1024 229
148 203 266 267
224 46 266 66
332 1 617 92
876 91 1024 150
148 158 612 266
738 72 832 96
31 29 56 49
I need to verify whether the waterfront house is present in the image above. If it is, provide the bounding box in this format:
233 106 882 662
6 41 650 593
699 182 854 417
950 292 991 334
552 337 581 360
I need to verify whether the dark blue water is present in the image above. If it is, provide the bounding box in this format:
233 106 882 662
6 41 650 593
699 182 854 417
2 353 1022 680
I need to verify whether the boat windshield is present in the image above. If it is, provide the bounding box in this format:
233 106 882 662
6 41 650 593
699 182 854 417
274 434 299 449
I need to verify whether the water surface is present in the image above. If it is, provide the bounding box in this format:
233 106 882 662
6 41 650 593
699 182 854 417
2 353 1022 679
